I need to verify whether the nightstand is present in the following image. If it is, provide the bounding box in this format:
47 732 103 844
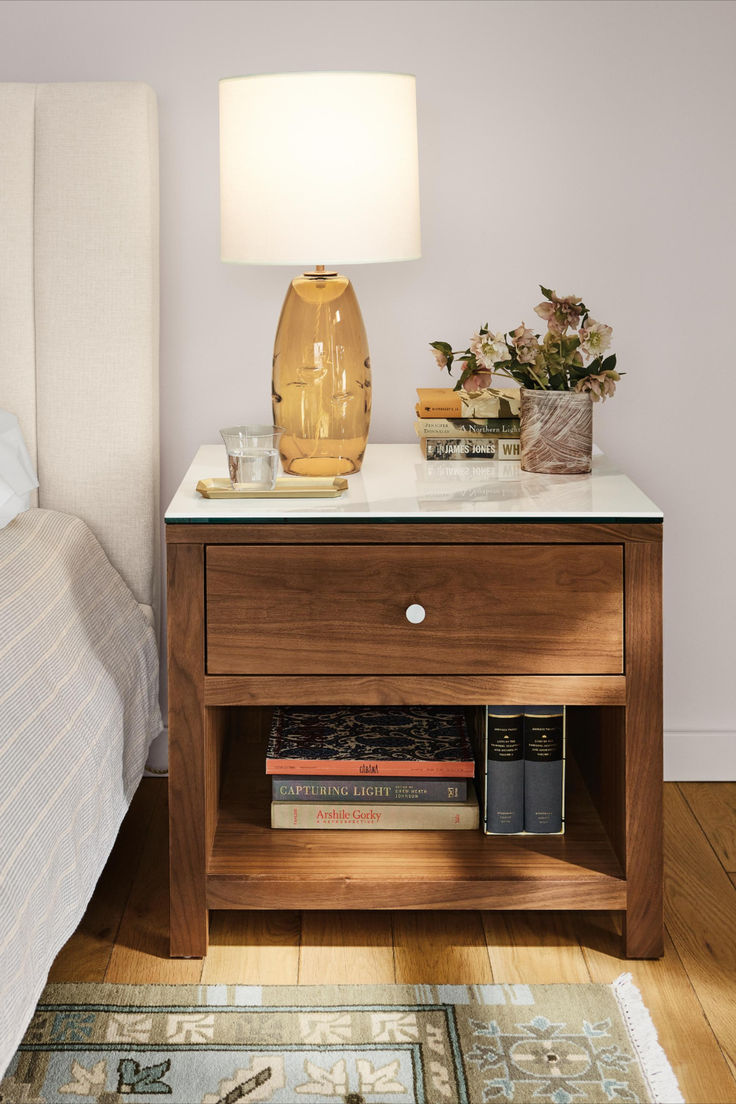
165 444 663 959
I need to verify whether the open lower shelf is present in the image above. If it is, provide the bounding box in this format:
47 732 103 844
206 717 626 912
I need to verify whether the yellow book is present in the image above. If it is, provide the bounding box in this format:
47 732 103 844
416 387 521 419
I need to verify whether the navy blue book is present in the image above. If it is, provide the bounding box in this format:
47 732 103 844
523 707 565 834
485 707 525 834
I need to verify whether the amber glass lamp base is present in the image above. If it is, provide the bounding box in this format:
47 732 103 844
272 272 372 476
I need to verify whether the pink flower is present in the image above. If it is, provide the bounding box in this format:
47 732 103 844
433 349 448 369
575 372 618 402
579 318 613 360
509 323 540 365
534 292 584 334
462 370 493 392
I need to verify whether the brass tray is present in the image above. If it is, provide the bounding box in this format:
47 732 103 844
196 476 348 499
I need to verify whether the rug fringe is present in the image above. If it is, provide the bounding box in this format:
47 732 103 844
612 972 684 1104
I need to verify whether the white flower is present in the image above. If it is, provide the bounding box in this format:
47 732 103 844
469 330 511 370
579 318 613 359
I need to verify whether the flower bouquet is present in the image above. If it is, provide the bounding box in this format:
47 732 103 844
430 286 620 400
429 288 622 473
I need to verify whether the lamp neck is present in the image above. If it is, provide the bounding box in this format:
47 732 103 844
303 264 339 279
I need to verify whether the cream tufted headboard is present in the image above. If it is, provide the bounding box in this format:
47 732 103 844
0 82 159 619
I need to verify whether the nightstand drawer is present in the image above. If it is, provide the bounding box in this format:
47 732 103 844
205 543 623 675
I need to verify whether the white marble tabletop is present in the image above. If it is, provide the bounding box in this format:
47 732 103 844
164 443 662 524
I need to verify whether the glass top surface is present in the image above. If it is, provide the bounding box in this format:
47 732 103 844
164 444 662 524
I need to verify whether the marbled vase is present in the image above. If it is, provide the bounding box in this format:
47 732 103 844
520 388 593 474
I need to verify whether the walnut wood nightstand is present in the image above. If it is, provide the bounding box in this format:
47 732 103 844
165 444 663 960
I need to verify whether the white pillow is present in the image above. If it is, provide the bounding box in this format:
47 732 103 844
0 409 38 529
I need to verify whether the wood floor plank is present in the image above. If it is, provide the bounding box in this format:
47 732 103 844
105 790 202 984
393 911 493 984
580 911 736 1104
202 911 300 984
663 785 736 1079
680 782 736 871
298 911 395 984
482 911 591 984
48 779 159 982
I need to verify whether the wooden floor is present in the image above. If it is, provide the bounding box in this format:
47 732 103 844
50 779 736 1104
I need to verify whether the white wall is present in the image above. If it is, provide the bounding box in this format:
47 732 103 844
1 0 734 776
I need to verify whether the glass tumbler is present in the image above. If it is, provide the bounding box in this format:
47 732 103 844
220 425 284 492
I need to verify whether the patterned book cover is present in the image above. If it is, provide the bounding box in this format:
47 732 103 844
271 783 479 829
266 706 475 777
416 387 521 418
271 776 467 802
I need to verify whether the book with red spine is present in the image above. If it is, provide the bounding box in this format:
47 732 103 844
265 706 475 777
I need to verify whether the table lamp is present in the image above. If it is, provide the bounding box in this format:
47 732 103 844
219 71 421 476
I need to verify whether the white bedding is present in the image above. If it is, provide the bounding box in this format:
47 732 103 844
0 508 162 1075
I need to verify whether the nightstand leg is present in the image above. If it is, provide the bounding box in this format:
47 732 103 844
623 539 664 958
167 542 209 957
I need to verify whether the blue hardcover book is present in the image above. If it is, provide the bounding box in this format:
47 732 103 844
485 707 525 834
523 707 565 834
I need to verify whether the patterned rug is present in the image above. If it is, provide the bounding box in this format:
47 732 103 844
1 977 682 1104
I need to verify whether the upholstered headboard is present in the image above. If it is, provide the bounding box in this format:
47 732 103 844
0 82 159 618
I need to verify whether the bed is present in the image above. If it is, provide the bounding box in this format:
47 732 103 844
0 82 161 1075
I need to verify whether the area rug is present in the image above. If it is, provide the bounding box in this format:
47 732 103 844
1 976 682 1104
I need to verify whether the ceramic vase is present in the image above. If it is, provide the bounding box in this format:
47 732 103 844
520 388 593 474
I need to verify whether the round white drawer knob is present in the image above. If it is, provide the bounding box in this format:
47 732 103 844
405 603 426 624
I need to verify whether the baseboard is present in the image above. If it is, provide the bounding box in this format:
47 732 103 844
664 730 736 781
143 727 735 782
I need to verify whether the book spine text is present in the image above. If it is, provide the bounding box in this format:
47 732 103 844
415 418 521 437
265 758 476 777
271 798 479 830
486 709 525 834
271 777 467 802
422 437 520 460
523 708 565 834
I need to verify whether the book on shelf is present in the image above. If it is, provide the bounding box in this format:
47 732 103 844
416 386 521 419
421 436 521 461
524 706 565 834
473 705 566 835
484 707 525 834
271 776 467 803
271 783 479 829
414 415 521 438
266 706 475 777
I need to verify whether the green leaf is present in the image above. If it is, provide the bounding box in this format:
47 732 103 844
601 353 617 372
429 340 453 355
540 285 555 300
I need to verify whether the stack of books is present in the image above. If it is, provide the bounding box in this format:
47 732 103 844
474 706 566 835
268 706 479 829
415 387 521 461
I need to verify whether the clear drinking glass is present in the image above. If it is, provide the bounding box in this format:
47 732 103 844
220 425 284 491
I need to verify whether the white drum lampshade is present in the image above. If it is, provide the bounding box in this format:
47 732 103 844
219 72 421 477
219 71 421 266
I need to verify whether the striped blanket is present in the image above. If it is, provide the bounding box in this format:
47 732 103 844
0 509 162 1075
